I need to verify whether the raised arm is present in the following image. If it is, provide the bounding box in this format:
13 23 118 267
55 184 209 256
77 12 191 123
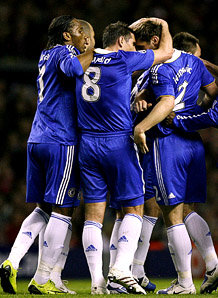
152 19 173 65
130 17 173 65
201 58 218 85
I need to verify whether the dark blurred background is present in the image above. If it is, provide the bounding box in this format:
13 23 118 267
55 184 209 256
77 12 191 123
0 0 217 277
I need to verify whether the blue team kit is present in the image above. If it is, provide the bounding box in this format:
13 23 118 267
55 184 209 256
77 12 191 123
149 50 214 205
27 45 82 207
75 48 155 207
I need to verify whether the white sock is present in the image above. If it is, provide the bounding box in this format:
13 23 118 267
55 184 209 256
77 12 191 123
113 214 142 272
82 221 105 287
8 207 49 270
109 219 122 268
50 223 72 286
132 215 157 278
34 212 71 285
184 212 218 271
167 224 193 288
37 225 46 268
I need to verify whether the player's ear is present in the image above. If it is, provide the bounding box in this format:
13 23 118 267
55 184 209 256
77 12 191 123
63 32 71 42
151 36 160 48
118 36 124 47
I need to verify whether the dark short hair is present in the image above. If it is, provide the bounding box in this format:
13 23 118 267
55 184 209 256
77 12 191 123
102 21 134 48
133 21 162 42
173 32 199 54
46 15 76 49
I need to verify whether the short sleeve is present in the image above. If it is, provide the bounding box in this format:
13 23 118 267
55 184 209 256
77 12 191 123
150 65 175 100
58 46 84 77
120 50 154 73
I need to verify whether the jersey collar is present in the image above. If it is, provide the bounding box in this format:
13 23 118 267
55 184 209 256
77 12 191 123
164 49 182 63
94 48 114 54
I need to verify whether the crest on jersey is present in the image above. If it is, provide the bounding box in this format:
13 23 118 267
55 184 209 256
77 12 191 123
68 187 76 198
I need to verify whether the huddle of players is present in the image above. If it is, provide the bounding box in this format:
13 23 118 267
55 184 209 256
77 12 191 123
0 14 217 295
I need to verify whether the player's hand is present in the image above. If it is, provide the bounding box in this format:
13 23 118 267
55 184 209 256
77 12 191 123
130 17 167 31
146 17 168 27
134 100 152 113
129 18 148 30
134 126 149 154
133 89 152 113
164 111 176 127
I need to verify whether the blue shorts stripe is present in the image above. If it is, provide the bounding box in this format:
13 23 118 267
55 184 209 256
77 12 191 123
56 146 74 205
134 145 145 194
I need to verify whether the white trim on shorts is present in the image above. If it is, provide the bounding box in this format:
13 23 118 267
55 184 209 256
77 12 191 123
56 145 74 205
133 143 145 194
154 138 168 205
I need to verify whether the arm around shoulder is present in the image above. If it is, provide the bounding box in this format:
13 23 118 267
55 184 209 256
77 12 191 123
77 49 94 73
152 20 173 65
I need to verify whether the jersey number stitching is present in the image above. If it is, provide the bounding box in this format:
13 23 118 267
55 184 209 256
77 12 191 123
82 66 101 102
173 80 188 111
38 64 46 102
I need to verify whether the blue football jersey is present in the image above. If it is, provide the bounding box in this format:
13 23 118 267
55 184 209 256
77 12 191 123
131 69 150 103
75 48 154 135
28 45 83 145
131 69 150 123
150 49 215 135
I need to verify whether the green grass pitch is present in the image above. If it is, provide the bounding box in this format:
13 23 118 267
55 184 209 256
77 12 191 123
0 278 217 297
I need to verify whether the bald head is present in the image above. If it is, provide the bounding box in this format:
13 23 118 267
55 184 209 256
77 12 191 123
79 20 95 51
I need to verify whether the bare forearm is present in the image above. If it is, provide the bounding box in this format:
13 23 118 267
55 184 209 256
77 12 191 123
202 59 218 78
77 49 94 72
135 96 175 133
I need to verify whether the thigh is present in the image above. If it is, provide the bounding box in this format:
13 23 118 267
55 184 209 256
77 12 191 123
103 135 144 206
185 138 206 204
79 136 108 203
27 143 80 208
140 151 156 201
26 143 46 204
151 134 191 206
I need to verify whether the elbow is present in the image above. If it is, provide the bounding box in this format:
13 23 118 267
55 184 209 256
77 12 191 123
164 96 175 112
166 48 174 60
